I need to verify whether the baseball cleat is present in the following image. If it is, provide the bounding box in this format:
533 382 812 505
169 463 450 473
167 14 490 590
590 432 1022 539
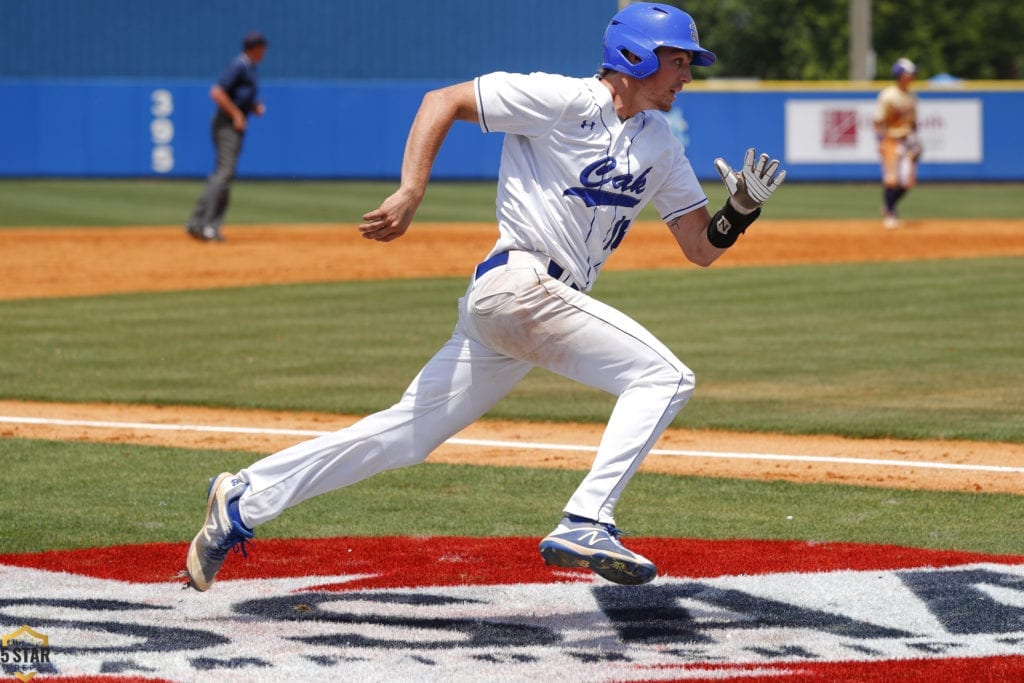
539 514 657 585
185 472 254 591
204 226 226 242
184 224 225 242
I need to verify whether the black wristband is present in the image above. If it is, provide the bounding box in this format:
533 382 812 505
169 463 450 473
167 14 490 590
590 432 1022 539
706 201 761 249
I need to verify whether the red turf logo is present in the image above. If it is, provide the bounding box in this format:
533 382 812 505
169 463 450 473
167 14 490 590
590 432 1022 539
2 538 1024 681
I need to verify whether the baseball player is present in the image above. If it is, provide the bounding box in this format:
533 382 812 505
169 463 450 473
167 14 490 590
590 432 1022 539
185 32 268 242
185 2 785 590
874 57 920 229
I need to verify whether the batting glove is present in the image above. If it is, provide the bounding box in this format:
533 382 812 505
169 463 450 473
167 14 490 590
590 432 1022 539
714 148 787 214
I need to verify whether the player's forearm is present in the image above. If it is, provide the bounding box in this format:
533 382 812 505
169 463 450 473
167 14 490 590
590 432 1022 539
667 207 724 267
210 86 241 119
398 83 478 200
358 83 478 241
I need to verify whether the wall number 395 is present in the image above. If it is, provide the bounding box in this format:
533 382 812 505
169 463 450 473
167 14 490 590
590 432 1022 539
150 89 175 174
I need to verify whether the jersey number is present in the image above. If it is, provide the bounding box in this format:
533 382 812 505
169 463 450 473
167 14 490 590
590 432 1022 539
603 216 631 252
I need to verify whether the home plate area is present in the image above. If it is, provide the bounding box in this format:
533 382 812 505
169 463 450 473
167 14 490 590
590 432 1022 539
2 537 1024 682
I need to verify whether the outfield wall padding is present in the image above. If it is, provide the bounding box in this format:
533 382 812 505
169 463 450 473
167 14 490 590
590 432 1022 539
1 80 1020 181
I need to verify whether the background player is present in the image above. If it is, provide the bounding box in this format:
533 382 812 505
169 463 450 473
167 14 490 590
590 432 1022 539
185 32 268 242
874 57 920 229
185 2 786 589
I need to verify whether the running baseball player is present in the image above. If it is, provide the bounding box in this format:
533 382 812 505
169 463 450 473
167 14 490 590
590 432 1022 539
185 2 786 589
874 57 920 229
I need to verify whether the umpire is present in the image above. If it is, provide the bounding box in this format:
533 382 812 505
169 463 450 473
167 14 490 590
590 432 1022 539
185 31 268 242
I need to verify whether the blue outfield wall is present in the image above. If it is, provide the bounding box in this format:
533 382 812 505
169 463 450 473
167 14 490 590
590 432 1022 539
1 79 1022 182
0 0 616 80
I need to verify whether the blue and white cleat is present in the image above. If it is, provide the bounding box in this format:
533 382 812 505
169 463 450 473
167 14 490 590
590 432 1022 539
539 514 657 585
185 472 254 591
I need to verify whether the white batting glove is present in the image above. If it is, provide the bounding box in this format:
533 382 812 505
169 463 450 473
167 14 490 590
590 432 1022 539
714 148 787 214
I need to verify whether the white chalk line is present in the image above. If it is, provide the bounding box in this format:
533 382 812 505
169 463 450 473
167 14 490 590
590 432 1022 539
2 414 1023 474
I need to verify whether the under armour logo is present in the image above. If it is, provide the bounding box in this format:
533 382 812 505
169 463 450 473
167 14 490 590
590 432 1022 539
581 120 595 130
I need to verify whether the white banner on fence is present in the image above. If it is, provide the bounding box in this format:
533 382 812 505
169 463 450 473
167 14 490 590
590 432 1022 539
784 98 983 164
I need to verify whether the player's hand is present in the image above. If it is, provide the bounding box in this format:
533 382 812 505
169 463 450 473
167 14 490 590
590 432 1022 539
358 187 422 242
904 131 923 161
714 148 786 214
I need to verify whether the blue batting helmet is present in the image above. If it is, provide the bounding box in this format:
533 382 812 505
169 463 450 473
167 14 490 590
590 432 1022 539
602 2 716 79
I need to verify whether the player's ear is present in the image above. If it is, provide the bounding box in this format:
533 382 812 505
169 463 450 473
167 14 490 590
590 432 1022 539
621 49 642 66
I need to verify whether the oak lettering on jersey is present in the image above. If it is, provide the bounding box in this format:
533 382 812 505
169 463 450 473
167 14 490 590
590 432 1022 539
562 156 652 208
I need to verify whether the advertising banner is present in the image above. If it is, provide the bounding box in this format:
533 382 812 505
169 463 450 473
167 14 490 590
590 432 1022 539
784 99 983 164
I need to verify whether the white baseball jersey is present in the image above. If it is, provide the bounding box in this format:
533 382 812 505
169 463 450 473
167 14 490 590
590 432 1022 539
475 71 708 291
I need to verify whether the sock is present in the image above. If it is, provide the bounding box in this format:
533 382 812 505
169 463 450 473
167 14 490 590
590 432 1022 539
884 187 900 213
227 498 254 534
566 513 597 524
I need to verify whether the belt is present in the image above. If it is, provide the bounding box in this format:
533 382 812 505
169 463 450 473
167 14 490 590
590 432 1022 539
474 251 580 291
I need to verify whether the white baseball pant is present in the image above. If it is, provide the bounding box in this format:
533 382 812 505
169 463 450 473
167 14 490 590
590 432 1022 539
236 250 695 528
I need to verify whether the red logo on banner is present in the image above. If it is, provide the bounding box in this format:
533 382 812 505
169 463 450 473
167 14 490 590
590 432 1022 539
823 109 858 147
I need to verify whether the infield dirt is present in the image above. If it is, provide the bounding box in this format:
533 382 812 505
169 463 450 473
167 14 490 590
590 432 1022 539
2 219 1023 494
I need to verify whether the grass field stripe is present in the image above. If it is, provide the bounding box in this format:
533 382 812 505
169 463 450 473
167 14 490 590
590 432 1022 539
3 414 1023 475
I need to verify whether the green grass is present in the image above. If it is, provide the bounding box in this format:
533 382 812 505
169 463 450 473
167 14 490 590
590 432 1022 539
3 438 1022 556
0 258 1020 441
0 179 1021 226
606 259 1024 441
0 179 495 227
